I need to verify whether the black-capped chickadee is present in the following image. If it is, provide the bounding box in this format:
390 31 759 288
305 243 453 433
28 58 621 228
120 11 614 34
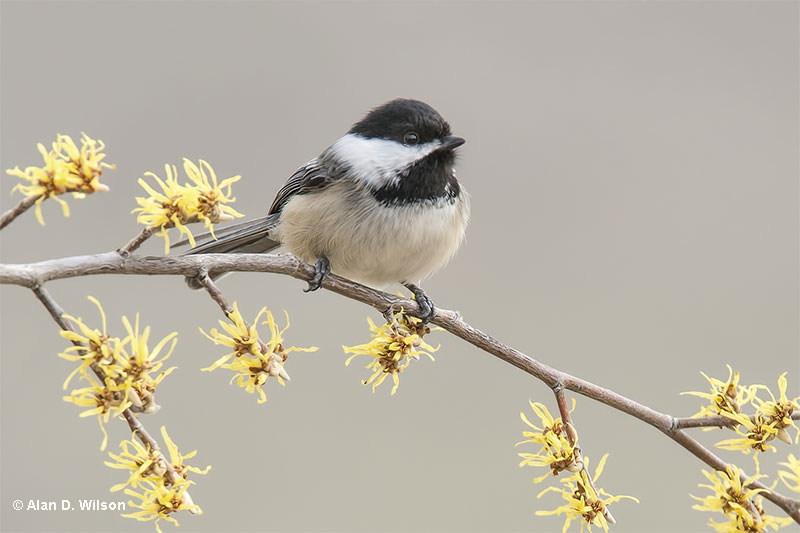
183 99 469 321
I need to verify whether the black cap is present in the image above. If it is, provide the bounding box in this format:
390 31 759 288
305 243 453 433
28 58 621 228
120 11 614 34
349 99 454 145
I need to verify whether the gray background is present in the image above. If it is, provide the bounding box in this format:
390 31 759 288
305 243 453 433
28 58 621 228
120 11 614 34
1 1 798 532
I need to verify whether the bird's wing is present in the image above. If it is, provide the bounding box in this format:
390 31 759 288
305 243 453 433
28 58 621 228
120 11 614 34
181 214 281 254
173 160 328 249
173 216 269 248
175 159 332 255
268 158 333 215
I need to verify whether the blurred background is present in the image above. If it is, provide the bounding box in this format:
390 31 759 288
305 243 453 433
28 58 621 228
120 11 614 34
1 1 798 532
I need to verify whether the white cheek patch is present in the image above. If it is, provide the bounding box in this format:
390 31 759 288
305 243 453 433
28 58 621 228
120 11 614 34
330 133 441 188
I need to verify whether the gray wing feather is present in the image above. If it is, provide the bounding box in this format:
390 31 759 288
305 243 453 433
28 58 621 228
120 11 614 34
172 216 271 249
183 214 281 255
268 159 332 215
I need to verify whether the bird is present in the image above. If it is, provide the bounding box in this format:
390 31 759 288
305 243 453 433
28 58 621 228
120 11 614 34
181 98 469 322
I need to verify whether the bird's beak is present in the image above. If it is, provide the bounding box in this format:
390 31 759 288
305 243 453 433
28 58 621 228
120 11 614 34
440 136 466 150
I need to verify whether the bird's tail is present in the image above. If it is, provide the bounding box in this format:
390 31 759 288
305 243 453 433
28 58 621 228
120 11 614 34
174 214 282 288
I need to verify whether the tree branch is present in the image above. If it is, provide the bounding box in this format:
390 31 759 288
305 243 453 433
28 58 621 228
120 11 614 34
674 412 800 430
119 226 154 255
31 284 196 510
4 251 799 522
0 195 40 230
193 267 233 314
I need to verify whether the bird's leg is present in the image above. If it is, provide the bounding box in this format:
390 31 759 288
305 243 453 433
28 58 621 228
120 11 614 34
402 282 435 324
304 255 330 292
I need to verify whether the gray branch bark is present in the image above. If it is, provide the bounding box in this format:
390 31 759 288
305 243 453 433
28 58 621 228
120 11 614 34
1 251 798 522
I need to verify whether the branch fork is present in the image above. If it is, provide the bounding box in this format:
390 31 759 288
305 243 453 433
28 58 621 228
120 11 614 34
2 233 798 524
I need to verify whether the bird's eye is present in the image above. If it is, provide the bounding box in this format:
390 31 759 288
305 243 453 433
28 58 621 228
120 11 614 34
403 132 419 145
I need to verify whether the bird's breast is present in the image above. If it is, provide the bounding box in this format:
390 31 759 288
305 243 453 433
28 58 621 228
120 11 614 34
276 180 469 288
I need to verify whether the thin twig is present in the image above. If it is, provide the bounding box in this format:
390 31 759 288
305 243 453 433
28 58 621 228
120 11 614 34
553 385 579 444
674 412 800 429
32 283 72 331
193 267 232 314
553 385 616 525
192 268 275 362
119 226 154 255
4 252 799 522
0 195 40 230
31 284 196 510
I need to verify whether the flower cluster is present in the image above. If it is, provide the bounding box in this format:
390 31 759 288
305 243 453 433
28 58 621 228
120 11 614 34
106 426 209 533
516 399 580 483
536 454 638 533
683 368 799 468
715 412 780 467
751 373 799 445
132 158 243 253
201 302 316 403
682 365 752 421
124 479 198 533
116 314 178 414
6 133 114 225
343 311 439 395
691 465 792 532
683 367 799 529
63 375 132 453
106 436 165 493
516 401 638 531
60 297 177 449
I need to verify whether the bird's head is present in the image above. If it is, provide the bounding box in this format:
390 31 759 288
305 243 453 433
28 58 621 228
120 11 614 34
329 99 465 192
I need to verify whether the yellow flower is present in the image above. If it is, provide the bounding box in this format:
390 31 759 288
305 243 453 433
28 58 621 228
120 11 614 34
182 158 243 238
777 453 800 494
6 133 113 225
750 372 799 445
52 133 113 194
8 148 76 223
60 297 177 414
63 374 132 450
199 302 265 369
105 438 166 492
682 365 753 424
106 427 208 500
201 303 316 403
516 399 579 482
707 513 793 533
691 465 765 519
132 158 243 254
123 477 200 533
691 464 792 532
132 164 198 254
59 296 127 389
715 412 778 470
114 314 178 414
160 426 211 480
343 311 439 395
536 454 638 533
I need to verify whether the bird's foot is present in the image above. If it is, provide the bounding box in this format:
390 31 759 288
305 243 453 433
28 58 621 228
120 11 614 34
402 282 435 324
304 255 330 292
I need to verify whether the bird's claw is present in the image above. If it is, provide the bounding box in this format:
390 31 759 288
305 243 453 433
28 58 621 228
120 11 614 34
403 282 435 324
304 255 330 292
